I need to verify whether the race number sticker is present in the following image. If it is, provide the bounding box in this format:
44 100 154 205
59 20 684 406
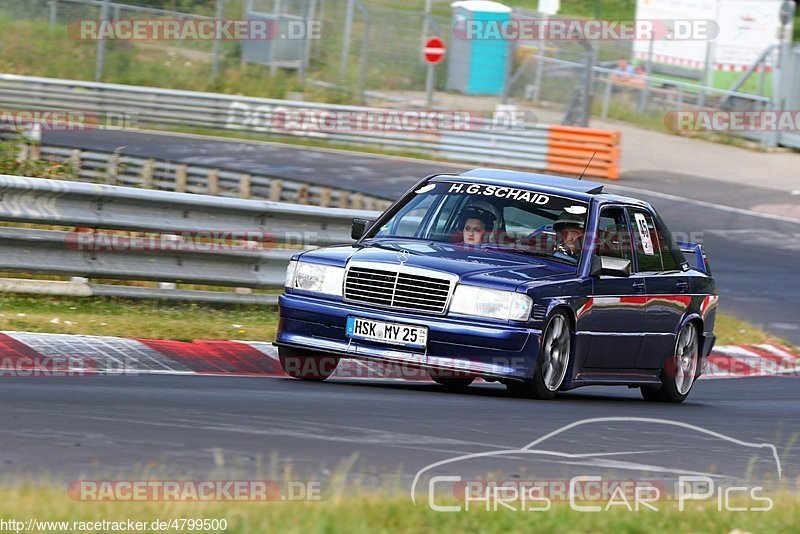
634 213 655 255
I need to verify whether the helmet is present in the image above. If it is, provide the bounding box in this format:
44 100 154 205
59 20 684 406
553 211 586 232
458 206 496 232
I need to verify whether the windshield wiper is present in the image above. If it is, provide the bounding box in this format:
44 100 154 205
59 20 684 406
482 245 577 265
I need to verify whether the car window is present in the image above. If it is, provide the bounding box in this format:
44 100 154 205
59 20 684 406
366 180 590 267
653 220 683 272
430 194 467 237
504 205 558 233
628 208 664 272
596 207 632 261
655 226 680 271
375 193 437 238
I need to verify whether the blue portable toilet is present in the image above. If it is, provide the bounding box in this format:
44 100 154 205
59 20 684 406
447 0 512 95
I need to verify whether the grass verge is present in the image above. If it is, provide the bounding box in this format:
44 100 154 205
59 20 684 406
0 293 277 342
0 292 793 350
714 312 795 349
1 485 798 533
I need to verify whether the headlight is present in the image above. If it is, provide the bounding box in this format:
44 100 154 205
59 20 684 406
285 260 344 297
449 285 532 321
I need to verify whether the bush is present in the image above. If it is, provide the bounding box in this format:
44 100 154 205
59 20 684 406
0 138 77 179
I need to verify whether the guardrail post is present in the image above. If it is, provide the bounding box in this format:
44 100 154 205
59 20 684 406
17 143 29 162
175 164 187 192
319 187 331 207
69 150 82 174
240 174 252 199
297 184 309 204
270 180 283 201
141 159 155 189
207 169 219 195
106 152 120 185
351 192 363 209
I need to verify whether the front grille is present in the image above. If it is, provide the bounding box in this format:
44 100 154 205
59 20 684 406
344 263 455 314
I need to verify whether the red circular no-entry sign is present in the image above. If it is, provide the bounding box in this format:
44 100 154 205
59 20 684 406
423 37 446 64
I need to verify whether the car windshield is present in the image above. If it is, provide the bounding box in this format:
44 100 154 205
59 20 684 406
366 180 590 266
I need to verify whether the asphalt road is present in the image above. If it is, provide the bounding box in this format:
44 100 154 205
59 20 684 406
5 127 792 503
41 129 459 198
42 129 800 343
0 374 796 491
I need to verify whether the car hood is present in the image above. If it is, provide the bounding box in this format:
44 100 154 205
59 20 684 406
298 239 577 291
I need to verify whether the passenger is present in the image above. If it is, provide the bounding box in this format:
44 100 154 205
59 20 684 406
457 206 496 245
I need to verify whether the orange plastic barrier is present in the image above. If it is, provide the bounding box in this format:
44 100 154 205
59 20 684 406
545 125 620 180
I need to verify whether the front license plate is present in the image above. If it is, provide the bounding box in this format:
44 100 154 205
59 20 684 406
346 317 428 349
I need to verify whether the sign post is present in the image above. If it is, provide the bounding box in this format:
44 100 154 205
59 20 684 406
424 37 446 108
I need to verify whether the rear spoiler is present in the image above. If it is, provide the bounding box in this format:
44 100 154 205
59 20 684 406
676 241 711 275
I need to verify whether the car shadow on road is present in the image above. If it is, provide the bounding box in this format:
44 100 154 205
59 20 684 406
286 377 709 406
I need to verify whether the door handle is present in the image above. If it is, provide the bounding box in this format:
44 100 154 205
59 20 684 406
632 280 645 293
676 281 689 293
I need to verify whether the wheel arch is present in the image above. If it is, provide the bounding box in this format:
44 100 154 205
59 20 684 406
677 313 705 378
679 312 704 331
546 302 577 332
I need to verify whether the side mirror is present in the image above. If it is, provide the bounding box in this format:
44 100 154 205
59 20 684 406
351 218 374 240
590 255 632 277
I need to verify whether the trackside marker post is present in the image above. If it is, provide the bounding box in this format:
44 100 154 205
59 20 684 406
424 36 446 108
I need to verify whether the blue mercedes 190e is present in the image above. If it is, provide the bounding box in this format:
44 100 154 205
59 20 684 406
274 168 718 403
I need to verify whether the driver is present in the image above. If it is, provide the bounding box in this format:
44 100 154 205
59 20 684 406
457 206 496 246
553 211 586 258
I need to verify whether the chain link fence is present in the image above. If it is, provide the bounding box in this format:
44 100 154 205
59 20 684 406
1 0 452 99
0 0 781 138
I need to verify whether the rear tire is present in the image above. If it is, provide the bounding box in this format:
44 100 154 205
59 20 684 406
641 322 700 403
278 347 339 381
506 311 572 400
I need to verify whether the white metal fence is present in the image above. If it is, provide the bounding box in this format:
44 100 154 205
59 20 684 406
0 73 611 176
0 173 381 304
30 144 392 210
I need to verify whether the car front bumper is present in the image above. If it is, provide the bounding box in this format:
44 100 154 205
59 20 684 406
274 293 542 380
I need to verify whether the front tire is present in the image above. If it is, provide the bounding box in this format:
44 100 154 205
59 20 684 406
506 311 572 400
641 322 700 403
278 347 339 381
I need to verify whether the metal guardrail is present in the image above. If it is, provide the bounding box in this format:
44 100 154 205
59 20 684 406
28 144 392 210
0 73 620 180
0 174 381 304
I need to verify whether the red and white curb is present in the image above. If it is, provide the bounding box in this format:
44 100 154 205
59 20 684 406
0 331 797 381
